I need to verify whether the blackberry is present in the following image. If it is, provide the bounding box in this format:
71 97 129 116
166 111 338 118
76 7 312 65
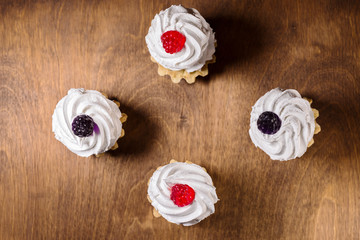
72 115 94 137
257 111 282 135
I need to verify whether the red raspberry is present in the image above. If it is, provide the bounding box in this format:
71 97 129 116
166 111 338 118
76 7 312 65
170 184 195 207
161 30 186 54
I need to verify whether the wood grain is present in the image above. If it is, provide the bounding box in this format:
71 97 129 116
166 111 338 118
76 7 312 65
1 0 360 239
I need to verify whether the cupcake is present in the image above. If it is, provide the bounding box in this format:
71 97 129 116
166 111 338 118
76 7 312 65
145 5 216 84
52 88 127 157
249 88 321 161
147 160 218 226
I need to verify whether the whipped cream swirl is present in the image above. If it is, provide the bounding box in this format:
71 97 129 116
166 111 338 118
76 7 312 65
145 5 216 72
249 88 315 161
148 162 218 226
52 88 123 157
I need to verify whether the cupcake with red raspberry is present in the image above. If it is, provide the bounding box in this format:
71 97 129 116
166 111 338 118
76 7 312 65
147 160 218 226
249 88 321 161
145 5 216 84
52 88 127 157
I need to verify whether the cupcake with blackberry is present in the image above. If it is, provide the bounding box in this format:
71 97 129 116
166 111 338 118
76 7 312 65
147 159 219 226
145 5 216 84
52 88 127 157
249 88 321 161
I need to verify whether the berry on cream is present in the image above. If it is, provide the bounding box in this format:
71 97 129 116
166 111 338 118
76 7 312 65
145 5 216 73
249 88 316 161
147 161 218 226
52 88 123 157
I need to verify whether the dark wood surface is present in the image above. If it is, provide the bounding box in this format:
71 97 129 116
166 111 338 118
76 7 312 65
1 0 360 239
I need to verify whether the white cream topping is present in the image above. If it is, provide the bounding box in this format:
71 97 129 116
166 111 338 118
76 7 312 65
249 88 315 161
52 88 122 157
148 162 218 226
145 5 216 72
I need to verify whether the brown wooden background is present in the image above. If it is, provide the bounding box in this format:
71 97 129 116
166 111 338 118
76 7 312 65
1 0 360 239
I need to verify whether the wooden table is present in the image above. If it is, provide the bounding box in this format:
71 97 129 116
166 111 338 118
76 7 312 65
1 0 359 239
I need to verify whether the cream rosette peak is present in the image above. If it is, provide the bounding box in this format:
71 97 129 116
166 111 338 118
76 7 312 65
145 5 216 73
249 88 320 161
147 161 218 226
52 88 123 157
